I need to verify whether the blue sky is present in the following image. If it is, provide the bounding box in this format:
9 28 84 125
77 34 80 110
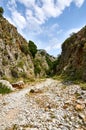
0 0 86 56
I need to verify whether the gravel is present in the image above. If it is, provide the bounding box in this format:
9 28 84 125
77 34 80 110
0 78 86 130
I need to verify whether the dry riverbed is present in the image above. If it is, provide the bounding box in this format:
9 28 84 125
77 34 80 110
0 78 86 130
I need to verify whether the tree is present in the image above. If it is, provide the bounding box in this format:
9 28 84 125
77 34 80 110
28 40 37 58
0 7 4 17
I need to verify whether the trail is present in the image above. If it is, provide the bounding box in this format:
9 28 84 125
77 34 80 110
0 78 86 130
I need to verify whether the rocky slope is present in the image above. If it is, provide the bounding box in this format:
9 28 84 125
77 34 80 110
34 49 56 77
57 26 86 81
0 16 35 81
0 16 55 81
0 79 86 130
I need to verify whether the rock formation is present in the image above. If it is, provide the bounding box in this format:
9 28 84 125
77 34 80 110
0 16 55 81
57 26 86 81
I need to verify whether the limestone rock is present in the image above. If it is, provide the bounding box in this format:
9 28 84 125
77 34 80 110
12 80 25 89
75 104 85 111
34 49 56 77
0 16 35 80
0 80 14 90
56 26 86 81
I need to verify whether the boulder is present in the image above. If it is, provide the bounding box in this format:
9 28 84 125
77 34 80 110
0 80 14 91
12 80 24 89
75 104 85 111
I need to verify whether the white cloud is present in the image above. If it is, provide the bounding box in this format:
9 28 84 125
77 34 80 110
7 1 27 32
12 11 26 30
4 0 85 56
74 0 85 7
65 26 84 37
45 38 61 51
7 0 17 10
6 0 85 32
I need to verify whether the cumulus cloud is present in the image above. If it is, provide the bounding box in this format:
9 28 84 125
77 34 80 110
7 1 27 32
45 38 61 51
12 11 26 30
17 0 85 25
4 0 85 56
7 0 85 31
74 0 85 7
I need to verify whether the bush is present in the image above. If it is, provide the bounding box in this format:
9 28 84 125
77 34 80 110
28 40 37 58
0 7 4 17
17 61 24 68
20 44 29 55
11 68 19 78
15 53 18 60
2 58 8 66
46 55 53 69
20 71 28 78
0 83 11 94
34 60 41 75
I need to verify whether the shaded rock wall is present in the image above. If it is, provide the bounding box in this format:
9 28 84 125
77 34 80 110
0 17 35 80
57 26 86 81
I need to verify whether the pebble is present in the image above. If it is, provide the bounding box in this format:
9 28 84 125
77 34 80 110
0 79 85 130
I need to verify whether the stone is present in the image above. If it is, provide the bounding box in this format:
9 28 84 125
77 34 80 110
0 80 14 91
78 113 86 122
12 81 24 89
75 104 85 111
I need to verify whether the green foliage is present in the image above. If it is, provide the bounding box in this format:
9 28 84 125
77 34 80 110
0 83 11 94
34 66 41 76
40 50 46 56
80 83 86 90
20 71 28 78
28 40 37 58
34 60 41 75
46 55 53 69
53 54 61 72
17 61 24 68
0 7 4 17
11 68 19 78
2 58 8 66
20 44 29 55
15 53 18 60
45 55 54 76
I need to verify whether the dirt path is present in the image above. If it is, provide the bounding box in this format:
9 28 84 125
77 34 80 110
0 78 86 130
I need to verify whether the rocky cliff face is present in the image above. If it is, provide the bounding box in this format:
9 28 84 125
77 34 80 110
57 26 86 81
34 49 56 77
0 16 55 81
0 17 35 81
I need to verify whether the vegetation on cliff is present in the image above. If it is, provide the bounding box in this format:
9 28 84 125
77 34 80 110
56 26 86 82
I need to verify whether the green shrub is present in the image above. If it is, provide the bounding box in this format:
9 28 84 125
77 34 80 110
53 55 61 72
34 60 41 75
15 53 18 60
28 40 37 58
17 61 24 68
11 68 19 78
20 71 28 78
40 51 45 56
34 66 41 75
2 58 8 66
20 44 29 55
80 83 86 90
46 55 53 69
0 7 4 17
0 83 11 94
